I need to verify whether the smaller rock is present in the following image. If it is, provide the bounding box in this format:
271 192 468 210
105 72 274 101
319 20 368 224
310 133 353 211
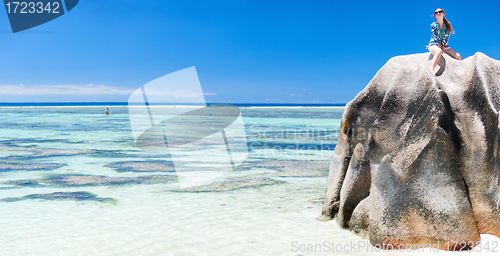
174 176 285 192
5 174 176 187
1 191 117 204
105 161 175 172
0 163 66 172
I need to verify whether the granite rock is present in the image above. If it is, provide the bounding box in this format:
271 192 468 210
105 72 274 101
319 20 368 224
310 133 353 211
322 52 500 250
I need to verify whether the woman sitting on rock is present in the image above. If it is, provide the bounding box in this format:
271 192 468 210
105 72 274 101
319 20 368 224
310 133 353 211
427 8 461 76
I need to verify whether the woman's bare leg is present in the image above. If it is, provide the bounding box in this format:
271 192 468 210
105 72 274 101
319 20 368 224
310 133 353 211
444 48 461 60
430 45 443 76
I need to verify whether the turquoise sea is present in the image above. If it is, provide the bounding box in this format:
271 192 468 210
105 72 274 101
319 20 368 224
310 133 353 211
1 104 495 255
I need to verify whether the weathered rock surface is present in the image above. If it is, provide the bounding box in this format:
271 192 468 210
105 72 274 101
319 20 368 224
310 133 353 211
322 52 500 250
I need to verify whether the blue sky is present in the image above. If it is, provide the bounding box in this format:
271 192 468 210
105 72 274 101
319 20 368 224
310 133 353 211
0 0 499 103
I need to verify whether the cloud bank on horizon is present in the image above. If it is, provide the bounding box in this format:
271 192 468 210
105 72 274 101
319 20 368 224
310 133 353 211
0 84 133 95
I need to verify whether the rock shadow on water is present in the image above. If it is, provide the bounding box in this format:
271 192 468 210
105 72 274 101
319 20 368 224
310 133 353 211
105 161 175 172
174 176 285 192
5 174 177 187
1 191 117 204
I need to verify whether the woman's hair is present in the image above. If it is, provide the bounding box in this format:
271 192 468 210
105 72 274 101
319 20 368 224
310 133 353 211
435 8 454 34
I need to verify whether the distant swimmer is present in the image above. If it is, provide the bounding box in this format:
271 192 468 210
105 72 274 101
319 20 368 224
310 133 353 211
105 108 109 115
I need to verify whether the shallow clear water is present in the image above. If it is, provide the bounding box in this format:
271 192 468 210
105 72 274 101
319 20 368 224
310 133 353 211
0 106 496 255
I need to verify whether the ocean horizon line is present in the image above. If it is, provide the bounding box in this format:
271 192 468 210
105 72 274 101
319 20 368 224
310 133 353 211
0 102 347 108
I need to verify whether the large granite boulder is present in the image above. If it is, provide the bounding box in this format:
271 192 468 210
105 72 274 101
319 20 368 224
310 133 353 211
322 52 500 251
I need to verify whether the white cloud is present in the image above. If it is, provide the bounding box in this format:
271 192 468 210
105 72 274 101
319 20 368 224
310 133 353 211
204 92 216 96
0 84 134 95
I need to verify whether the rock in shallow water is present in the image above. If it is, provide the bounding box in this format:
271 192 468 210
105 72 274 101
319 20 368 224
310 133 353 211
322 52 500 250
240 160 330 177
1 191 116 204
0 140 90 159
5 174 176 187
0 163 66 172
175 176 284 192
105 161 175 172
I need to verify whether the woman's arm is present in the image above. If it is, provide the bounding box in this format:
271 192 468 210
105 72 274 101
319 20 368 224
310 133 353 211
442 29 450 47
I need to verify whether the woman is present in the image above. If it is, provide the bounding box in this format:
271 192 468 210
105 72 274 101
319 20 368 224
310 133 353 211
427 8 461 76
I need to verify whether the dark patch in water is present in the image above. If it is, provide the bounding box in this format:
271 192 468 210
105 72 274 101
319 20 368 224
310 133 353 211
246 129 339 141
1 191 116 204
106 161 175 172
1 141 172 161
0 141 89 160
175 176 285 192
91 150 172 159
239 108 344 119
0 163 67 172
247 142 336 151
239 160 330 177
5 174 177 187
